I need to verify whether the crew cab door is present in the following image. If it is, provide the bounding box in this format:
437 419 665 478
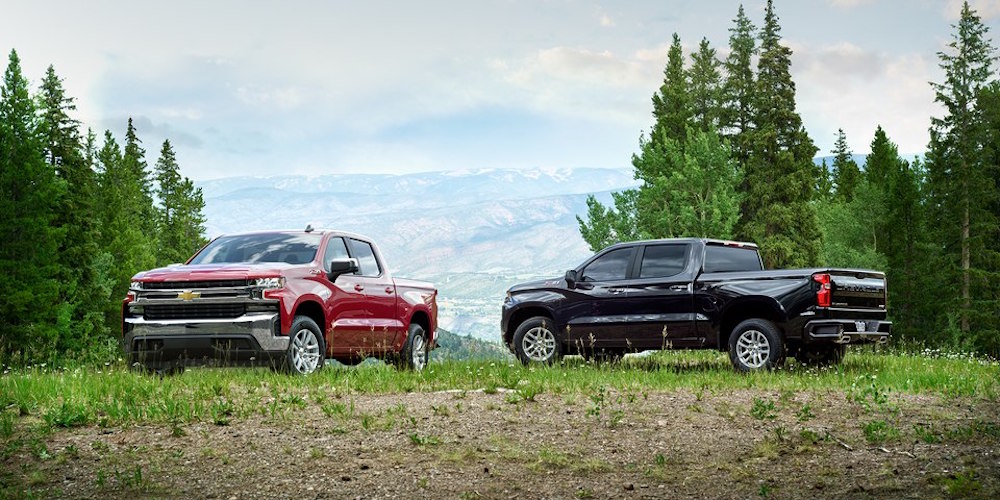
624 243 699 348
563 246 636 350
346 238 401 354
318 236 370 356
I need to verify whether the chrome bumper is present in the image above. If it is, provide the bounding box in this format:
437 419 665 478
805 319 892 344
124 313 289 352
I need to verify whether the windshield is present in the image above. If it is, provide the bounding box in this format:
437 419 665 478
188 233 322 265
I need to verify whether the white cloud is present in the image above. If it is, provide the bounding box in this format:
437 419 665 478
944 0 1000 20
600 14 616 27
792 43 941 157
235 86 304 110
828 0 874 7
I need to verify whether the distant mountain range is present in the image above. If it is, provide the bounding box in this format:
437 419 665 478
197 156 920 342
197 168 639 341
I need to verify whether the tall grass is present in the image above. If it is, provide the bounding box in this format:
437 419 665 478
0 349 996 430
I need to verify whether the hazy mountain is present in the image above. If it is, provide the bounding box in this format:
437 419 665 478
198 167 639 342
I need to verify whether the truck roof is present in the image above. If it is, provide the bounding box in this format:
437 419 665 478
602 238 759 251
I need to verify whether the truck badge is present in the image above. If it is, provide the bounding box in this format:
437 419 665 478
177 290 200 301
855 320 866 332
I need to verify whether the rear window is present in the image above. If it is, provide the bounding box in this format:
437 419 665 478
703 245 762 273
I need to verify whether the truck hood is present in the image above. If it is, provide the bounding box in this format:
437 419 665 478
132 263 296 282
508 277 565 293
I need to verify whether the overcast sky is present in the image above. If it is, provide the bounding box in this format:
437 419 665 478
2 0 998 180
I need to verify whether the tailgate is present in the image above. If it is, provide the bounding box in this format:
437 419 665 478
829 271 887 310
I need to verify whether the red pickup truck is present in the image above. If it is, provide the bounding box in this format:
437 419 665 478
122 228 437 374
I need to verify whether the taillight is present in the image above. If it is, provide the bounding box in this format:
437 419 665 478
813 273 831 307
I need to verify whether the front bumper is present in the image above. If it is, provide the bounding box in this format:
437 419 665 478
124 313 288 366
804 319 892 344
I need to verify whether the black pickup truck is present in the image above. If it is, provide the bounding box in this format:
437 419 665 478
501 239 891 371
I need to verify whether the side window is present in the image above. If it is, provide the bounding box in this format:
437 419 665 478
322 237 350 272
639 244 688 278
581 247 633 282
348 239 382 277
704 245 763 273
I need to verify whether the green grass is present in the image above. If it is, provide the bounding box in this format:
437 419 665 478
0 349 996 430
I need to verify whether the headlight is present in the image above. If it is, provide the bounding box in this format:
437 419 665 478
129 280 143 291
253 277 285 290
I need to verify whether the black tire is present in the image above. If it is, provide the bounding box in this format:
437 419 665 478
395 323 429 371
727 319 785 372
513 316 562 365
284 316 325 375
794 344 846 366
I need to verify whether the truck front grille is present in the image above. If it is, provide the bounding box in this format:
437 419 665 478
143 280 251 290
143 303 246 320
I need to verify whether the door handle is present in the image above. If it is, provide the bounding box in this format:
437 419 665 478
384 287 394 295
354 284 364 292
609 288 625 295
669 284 689 292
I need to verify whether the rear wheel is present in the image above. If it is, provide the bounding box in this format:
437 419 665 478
395 323 429 371
284 316 325 375
728 319 785 372
513 316 562 365
794 344 846 366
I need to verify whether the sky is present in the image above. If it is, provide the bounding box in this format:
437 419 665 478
1 0 998 180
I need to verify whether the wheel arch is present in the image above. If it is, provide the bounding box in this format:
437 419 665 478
716 297 786 351
504 306 555 347
293 300 326 338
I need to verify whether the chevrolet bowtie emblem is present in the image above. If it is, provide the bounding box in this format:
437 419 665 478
177 290 200 301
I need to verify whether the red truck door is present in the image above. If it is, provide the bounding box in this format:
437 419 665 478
347 238 401 354
318 237 371 357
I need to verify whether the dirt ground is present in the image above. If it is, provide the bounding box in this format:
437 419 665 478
4 389 999 499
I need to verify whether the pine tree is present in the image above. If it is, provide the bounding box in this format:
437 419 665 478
719 4 757 172
0 50 64 361
95 129 157 329
738 0 821 268
925 1 997 341
816 159 833 200
37 65 106 352
122 118 156 233
651 34 691 147
154 140 207 265
831 129 861 201
688 38 723 132
864 126 897 188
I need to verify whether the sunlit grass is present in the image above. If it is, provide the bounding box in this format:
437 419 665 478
0 348 996 430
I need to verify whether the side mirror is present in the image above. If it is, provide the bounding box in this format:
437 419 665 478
327 258 359 281
564 269 578 289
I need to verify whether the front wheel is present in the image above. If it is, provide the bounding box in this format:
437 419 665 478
395 323 429 371
728 319 785 372
284 316 325 375
513 316 562 365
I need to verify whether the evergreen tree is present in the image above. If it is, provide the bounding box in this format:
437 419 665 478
154 140 207 265
816 159 833 200
688 38 723 132
864 126 897 188
925 1 997 341
95 129 157 330
719 4 757 172
651 34 691 147
37 65 106 352
831 128 861 201
0 50 64 362
738 0 821 268
884 156 935 343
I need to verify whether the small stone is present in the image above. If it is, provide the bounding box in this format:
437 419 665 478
341 476 351 482
624 483 634 491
